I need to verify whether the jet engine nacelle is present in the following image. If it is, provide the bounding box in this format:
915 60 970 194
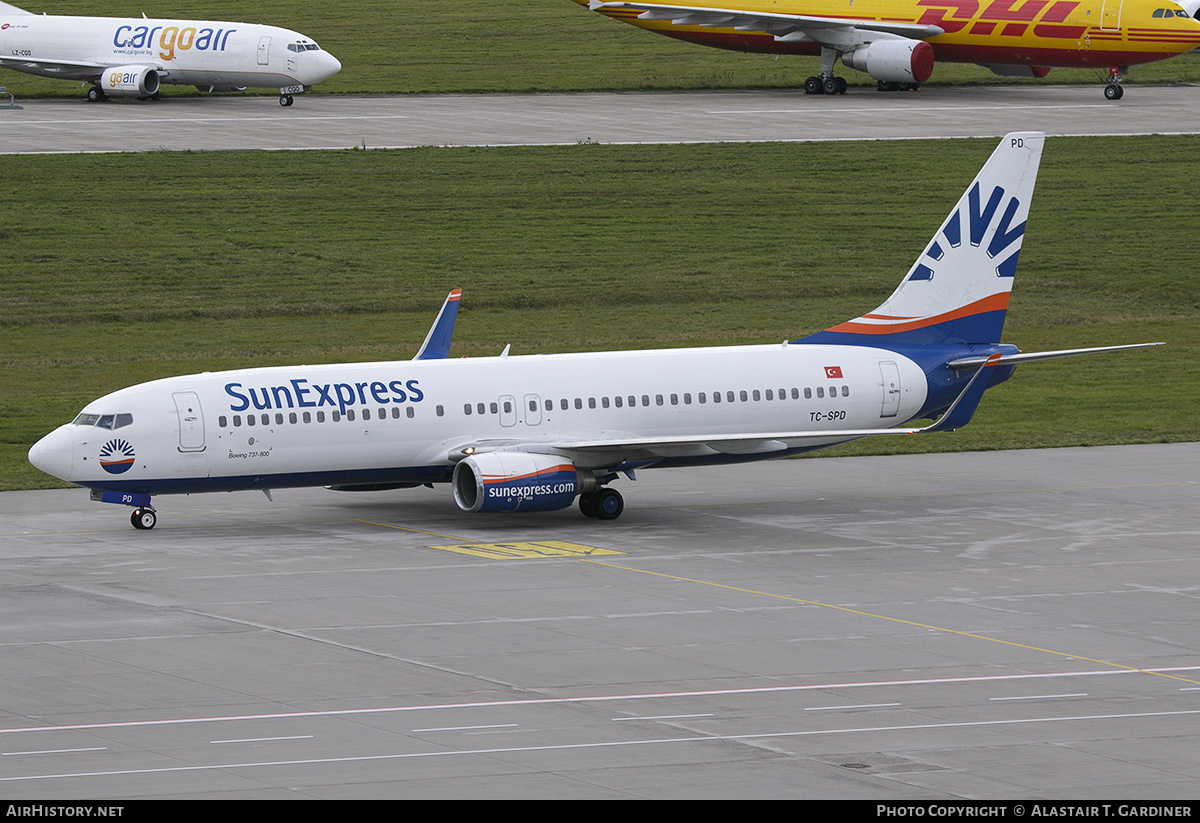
452 452 592 513
842 40 934 84
99 65 161 97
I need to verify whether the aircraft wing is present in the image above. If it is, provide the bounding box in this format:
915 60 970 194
459 423 928 464
587 1 944 44
0 55 105 81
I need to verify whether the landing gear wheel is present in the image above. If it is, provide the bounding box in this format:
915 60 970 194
280 94 294 107
579 491 599 518
87 87 107 103
1104 83 1124 100
897 82 919 91
594 488 624 521
821 77 847 95
804 76 823 95
131 508 157 530
878 81 899 92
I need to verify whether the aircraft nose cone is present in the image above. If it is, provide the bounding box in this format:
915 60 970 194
315 50 341 82
28 427 74 481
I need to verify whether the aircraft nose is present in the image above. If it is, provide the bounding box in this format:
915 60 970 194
314 50 341 83
28 426 74 481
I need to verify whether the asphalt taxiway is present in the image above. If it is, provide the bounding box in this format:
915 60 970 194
2 84 1200 153
2 443 1198 798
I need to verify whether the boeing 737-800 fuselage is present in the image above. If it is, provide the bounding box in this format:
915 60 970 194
0 2 340 104
28 133 1163 528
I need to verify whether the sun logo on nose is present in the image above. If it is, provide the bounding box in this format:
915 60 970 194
99 438 136 474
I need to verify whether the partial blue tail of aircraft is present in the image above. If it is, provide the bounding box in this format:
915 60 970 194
797 131 1160 429
800 132 1044 349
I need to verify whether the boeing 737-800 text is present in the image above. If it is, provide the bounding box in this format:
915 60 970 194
0 1 340 105
28 133 1161 529
574 0 1200 98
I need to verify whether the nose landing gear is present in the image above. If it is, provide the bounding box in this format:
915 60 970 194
1104 66 1128 100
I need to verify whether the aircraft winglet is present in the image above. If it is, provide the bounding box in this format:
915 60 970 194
413 289 462 360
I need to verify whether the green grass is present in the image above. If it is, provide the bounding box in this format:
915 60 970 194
3 135 1198 490
4 0 1200 98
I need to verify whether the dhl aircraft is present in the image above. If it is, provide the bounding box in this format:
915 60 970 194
28 133 1162 529
0 1 340 105
574 0 1200 98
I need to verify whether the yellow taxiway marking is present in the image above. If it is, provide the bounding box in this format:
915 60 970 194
357 521 621 559
580 559 1200 687
430 541 623 560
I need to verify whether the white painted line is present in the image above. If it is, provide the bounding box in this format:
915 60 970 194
412 724 518 732
5 708 1200 784
3 665 1196 736
210 743 314 748
2 747 107 756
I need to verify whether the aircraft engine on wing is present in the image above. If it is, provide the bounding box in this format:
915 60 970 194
99 65 160 97
452 452 596 514
841 40 934 84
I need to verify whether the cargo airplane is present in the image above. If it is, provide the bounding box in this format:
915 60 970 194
0 1 340 105
574 0 1200 98
28 132 1161 529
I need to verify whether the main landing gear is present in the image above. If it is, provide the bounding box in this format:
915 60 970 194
578 487 624 520
131 507 157 530
86 86 107 103
1104 65 1128 100
876 81 921 92
804 75 848 95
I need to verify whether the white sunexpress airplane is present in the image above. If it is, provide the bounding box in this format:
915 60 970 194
29 132 1161 529
0 1 340 105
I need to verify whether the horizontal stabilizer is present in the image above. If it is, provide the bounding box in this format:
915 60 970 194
949 342 1165 370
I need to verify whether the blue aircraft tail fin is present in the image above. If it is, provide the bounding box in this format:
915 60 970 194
799 132 1045 349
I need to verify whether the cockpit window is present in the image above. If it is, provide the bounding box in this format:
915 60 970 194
1152 7 1191 15
72 412 133 429
287 41 322 53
